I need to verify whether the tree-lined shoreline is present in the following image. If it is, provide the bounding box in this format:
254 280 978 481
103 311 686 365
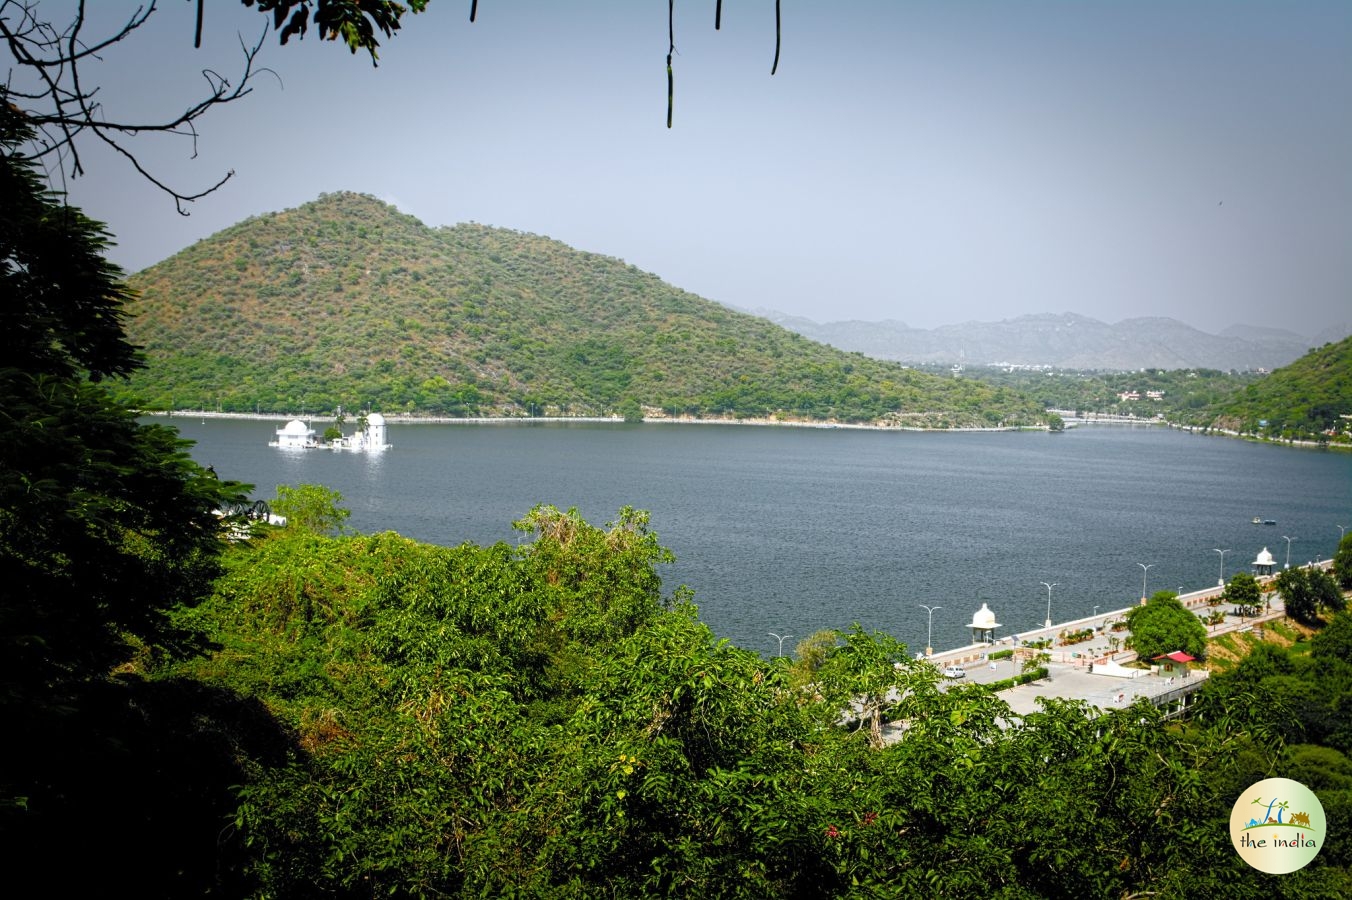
149 408 1050 433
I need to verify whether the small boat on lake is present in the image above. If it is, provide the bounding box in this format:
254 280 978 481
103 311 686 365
1251 517 1276 525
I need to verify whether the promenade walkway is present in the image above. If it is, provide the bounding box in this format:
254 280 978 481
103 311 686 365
913 560 1333 719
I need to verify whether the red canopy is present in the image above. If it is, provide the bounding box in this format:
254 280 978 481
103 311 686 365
1153 651 1196 663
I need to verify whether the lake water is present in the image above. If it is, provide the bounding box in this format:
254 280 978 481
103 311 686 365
167 418 1351 657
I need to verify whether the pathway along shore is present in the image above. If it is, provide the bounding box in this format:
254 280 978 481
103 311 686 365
913 561 1337 722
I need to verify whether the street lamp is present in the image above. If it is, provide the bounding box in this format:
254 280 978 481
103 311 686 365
1138 562 1155 601
1282 535 1295 569
768 632 792 657
918 604 943 657
1093 605 1100 618
1040 582 1058 628
1213 548 1231 587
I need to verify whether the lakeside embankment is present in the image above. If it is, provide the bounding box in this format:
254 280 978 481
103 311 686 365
1052 409 1352 452
152 409 1349 445
908 560 1338 729
149 409 1043 433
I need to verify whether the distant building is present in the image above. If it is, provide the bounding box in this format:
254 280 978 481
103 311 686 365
271 419 317 449
1152 651 1196 678
333 412 392 452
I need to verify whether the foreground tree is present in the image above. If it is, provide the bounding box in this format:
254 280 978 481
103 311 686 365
1335 531 1352 589
1275 566 1321 625
1222 570 1262 611
1124 590 1207 663
1311 611 1352 664
1311 566 1347 615
813 625 932 748
271 482 350 535
0 107 256 893
149 506 1352 896
0 107 243 698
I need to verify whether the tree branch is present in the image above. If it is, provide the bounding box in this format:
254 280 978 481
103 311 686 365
1 0 268 211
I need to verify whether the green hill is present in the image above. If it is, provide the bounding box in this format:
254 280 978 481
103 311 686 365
1205 335 1352 441
120 192 1044 427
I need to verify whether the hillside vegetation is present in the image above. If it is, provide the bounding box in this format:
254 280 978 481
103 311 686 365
957 365 1254 421
1202 335 1352 441
954 334 1351 445
120 192 1044 427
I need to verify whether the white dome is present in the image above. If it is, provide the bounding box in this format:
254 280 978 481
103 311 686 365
1254 547 1276 566
282 419 310 434
366 412 386 426
968 602 1001 629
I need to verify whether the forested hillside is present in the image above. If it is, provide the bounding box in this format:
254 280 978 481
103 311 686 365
120 192 1043 427
955 335 1351 445
1203 335 1352 440
959 365 1255 421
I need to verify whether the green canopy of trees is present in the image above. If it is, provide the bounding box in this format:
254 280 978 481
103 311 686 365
5 10 1350 894
1222 571 1263 610
1 106 251 895
84 507 1344 897
123 511 1339 897
0 108 245 698
1276 566 1347 626
1207 336 1352 442
271 483 351 536
1334 532 1352 590
1124 591 1209 663
1195 611 1352 882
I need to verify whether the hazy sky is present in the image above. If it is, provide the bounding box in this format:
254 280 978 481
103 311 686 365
32 1 1352 336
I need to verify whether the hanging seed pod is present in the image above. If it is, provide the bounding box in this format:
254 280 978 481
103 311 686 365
771 0 781 75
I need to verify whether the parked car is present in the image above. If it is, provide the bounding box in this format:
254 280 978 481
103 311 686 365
942 665 966 679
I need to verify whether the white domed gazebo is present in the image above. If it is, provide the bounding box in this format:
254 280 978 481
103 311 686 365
1252 547 1276 577
271 418 315 449
967 602 1001 645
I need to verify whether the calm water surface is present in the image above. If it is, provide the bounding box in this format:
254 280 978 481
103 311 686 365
169 418 1352 657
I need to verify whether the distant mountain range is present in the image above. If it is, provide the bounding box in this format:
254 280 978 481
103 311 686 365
751 310 1351 372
